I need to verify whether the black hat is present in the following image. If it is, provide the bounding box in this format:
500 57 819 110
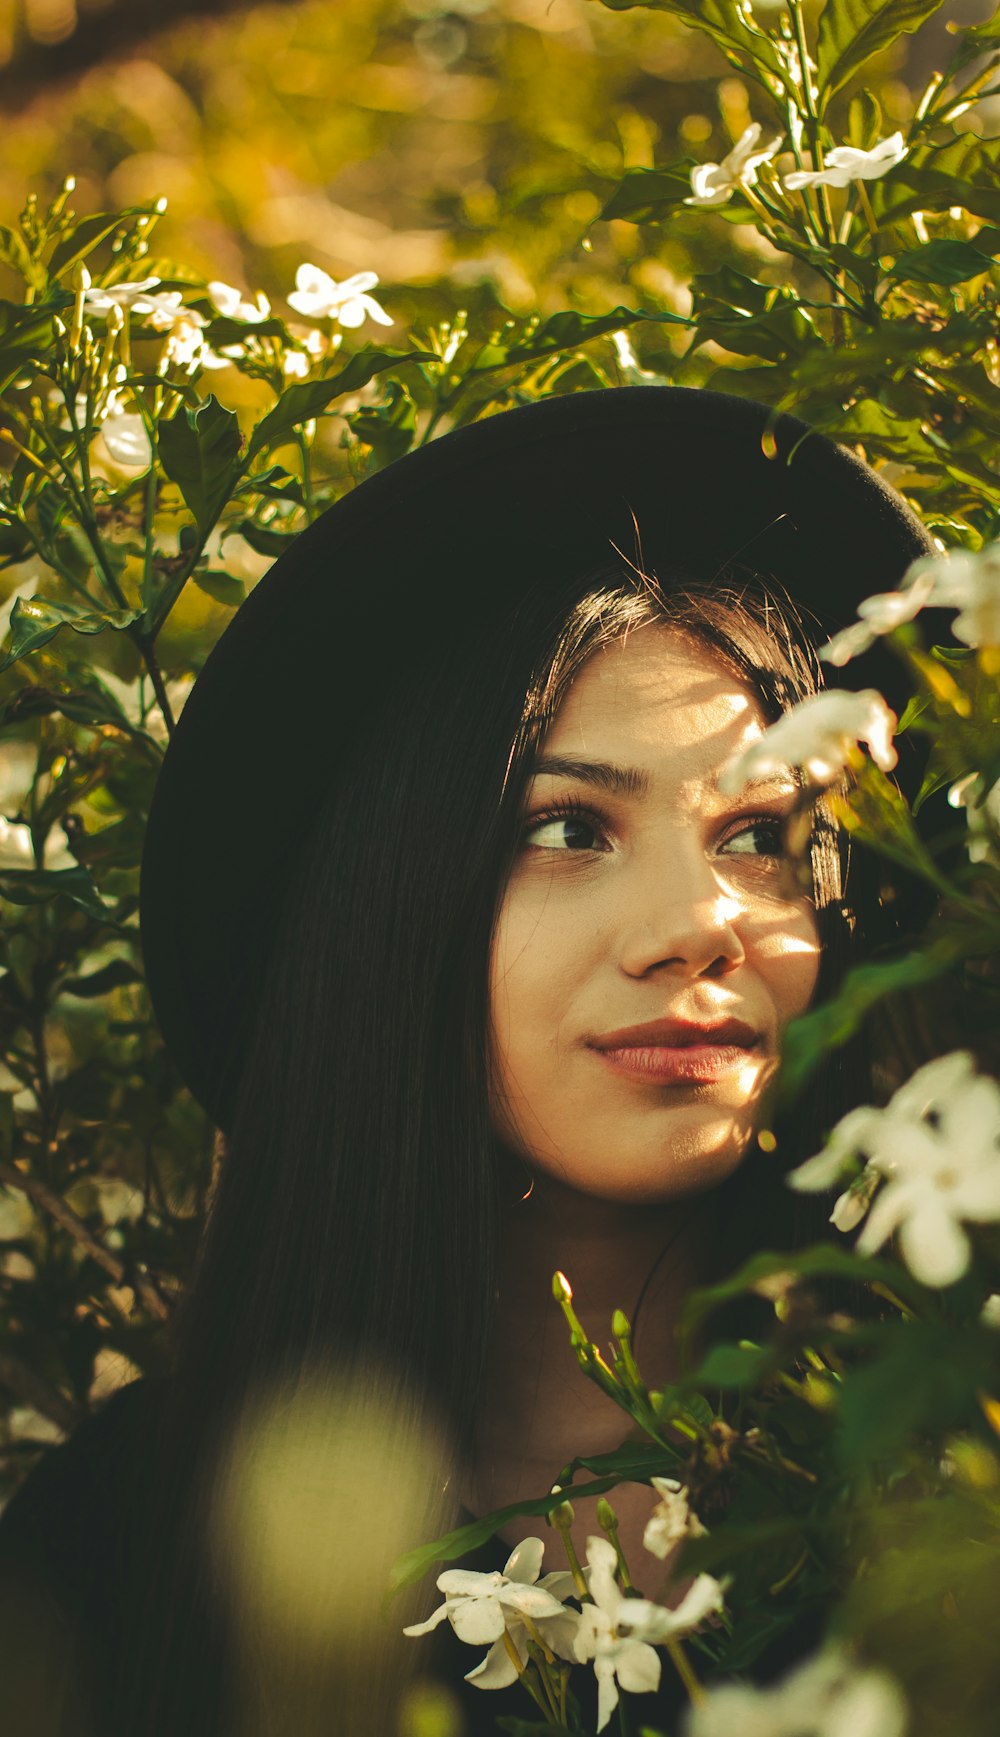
139 385 945 1134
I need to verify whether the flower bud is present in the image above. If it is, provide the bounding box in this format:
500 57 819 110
552 1270 573 1303
595 1498 618 1534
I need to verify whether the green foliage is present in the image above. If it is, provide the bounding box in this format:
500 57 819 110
3 2 1000 1730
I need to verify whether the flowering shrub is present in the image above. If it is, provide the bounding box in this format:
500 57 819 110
2 0 1000 1733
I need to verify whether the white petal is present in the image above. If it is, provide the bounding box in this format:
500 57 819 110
534 1607 582 1663
402 1601 452 1637
573 1603 607 1663
584 1537 622 1615
498 1581 568 1621
953 1164 1000 1222
464 1634 522 1690
335 298 367 328
100 413 152 469
825 1669 909 1737
614 1639 661 1696
669 1573 726 1632
819 621 878 667
892 1051 975 1119
359 294 394 327
502 1536 544 1585
898 1203 970 1288
595 1659 620 1734
451 1596 506 1646
437 1568 501 1597
537 1568 580 1602
855 1179 917 1255
335 270 380 296
295 263 335 297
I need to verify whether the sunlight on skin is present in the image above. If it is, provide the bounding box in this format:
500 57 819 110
489 625 821 1204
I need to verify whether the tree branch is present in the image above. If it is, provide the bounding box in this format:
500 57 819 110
0 1159 171 1321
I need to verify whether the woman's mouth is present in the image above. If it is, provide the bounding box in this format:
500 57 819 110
589 1040 761 1085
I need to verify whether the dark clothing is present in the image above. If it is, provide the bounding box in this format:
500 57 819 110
0 1379 695 1736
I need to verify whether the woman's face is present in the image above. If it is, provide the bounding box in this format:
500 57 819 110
489 624 821 1203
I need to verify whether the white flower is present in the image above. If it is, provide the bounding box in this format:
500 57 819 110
287 263 393 329
904 544 1000 649
819 570 939 667
573 1537 664 1733
948 772 1000 865
208 281 271 324
282 326 330 379
683 1644 907 1737
94 408 152 473
82 277 162 316
980 1293 1000 1329
684 123 783 207
613 1574 726 1646
132 289 188 330
718 689 897 793
403 1536 582 1691
822 543 1000 661
789 1052 1000 1288
783 132 908 190
642 1477 705 1560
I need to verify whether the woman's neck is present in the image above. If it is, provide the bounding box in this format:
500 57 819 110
462 1162 722 1575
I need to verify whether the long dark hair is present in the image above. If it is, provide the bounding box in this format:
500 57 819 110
172 561 870 1434
128 559 883 1732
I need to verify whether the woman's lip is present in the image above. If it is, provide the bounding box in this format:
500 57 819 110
590 1041 761 1084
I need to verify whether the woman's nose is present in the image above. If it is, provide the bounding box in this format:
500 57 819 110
616 840 747 980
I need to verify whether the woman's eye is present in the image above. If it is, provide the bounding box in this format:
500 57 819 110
719 818 786 859
522 806 606 852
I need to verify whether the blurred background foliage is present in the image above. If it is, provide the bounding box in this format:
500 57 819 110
0 0 998 1490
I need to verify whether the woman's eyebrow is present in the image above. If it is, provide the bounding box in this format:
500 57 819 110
530 755 797 799
530 756 649 796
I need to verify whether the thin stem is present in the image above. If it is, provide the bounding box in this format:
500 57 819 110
296 426 317 522
665 1634 704 1706
855 180 879 239
501 1632 550 1719
131 633 177 738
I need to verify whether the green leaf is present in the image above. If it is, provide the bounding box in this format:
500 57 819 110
386 1466 662 1599
680 1244 926 1349
246 348 434 461
470 307 689 376
552 1440 685 1488
878 132 1000 227
346 379 417 467
816 0 945 107
47 214 124 281
158 395 243 534
0 298 64 392
235 518 297 557
777 935 974 1100
590 0 788 88
600 163 696 223
59 959 142 998
691 1341 778 1389
0 596 143 676
887 238 999 285
837 1320 996 1467
191 569 246 608
0 864 121 926
0 224 35 281
846 89 884 151
202 314 291 348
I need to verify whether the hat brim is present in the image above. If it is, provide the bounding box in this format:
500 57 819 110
139 385 944 1130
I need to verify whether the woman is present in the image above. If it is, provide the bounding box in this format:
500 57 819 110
0 387 943 1736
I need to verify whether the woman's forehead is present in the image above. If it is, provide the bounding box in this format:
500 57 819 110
540 623 770 766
